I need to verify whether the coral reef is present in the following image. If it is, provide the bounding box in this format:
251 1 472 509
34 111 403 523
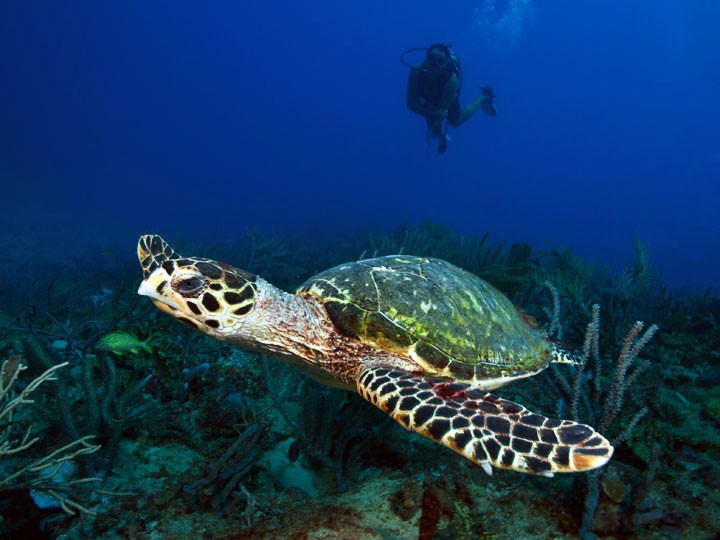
0 223 718 539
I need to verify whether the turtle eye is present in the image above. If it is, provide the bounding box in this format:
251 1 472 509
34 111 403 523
176 277 205 295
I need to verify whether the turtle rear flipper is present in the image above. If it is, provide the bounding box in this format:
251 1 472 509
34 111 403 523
357 367 613 476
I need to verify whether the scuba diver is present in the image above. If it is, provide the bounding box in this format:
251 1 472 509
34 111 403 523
403 43 496 153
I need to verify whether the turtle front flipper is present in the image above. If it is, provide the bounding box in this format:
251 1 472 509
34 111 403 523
137 234 183 278
357 367 613 477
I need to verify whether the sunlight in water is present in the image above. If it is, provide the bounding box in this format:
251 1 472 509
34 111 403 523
474 0 535 49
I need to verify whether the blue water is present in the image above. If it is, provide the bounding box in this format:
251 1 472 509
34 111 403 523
2 1 718 292
3 4 720 538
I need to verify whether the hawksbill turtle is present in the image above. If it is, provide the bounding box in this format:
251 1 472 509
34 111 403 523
136 234 613 477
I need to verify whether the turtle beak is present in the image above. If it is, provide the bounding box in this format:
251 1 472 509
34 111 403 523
138 270 183 315
137 234 187 315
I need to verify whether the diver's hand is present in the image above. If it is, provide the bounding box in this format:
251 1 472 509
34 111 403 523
479 86 498 117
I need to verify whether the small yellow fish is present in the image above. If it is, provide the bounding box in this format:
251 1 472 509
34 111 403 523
96 331 153 355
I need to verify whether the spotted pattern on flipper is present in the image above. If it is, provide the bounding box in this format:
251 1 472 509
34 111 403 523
550 342 583 366
357 366 613 476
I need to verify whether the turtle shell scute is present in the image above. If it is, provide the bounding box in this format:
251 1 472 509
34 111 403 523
297 256 551 378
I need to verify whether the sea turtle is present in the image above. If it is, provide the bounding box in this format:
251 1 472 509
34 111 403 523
137 234 613 477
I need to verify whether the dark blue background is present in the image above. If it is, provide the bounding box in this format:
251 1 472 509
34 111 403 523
2 1 718 291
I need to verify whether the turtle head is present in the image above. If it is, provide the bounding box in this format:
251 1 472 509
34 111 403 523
137 235 257 340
